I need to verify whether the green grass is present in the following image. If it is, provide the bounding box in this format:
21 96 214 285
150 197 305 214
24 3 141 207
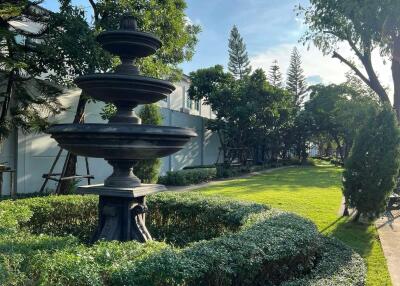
195 161 391 286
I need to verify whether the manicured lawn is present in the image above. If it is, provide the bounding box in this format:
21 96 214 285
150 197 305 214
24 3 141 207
195 161 391 286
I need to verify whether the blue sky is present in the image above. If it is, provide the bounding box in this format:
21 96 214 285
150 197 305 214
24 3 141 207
42 0 393 88
180 0 308 74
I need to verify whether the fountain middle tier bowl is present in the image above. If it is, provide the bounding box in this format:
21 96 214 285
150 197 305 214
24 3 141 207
47 124 197 160
74 74 175 105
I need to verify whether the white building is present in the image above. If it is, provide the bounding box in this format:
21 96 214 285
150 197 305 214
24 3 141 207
0 76 221 195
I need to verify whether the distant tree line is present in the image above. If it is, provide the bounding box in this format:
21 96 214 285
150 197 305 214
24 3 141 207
189 26 309 166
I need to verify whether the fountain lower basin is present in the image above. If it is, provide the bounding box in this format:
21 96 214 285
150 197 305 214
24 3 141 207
47 123 197 160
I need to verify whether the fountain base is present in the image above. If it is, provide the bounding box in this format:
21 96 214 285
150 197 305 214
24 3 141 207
77 184 166 242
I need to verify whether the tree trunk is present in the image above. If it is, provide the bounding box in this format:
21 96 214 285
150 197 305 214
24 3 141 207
332 51 390 103
361 54 391 103
0 71 15 142
392 36 400 121
57 91 88 194
332 136 344 162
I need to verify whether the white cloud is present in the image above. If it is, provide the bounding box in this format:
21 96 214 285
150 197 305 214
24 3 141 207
250 42 393 100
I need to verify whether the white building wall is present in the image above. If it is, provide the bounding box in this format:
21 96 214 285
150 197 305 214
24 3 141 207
0 78 220 195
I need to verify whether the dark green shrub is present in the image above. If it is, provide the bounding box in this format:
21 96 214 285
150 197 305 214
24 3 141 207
9 195 98 242
330 158 343 166
133 104 163 183
183 164 215 170
113 211 321 286
35 241 168 286
281 158 301 166
147 192 267 246
282 238 366 286
249 164 268 172
158 168 216 186
215 164 243 178
0 203 31 235
0 193 365 286
343 105 400 219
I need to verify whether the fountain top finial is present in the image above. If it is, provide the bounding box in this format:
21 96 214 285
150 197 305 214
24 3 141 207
120 15 137 31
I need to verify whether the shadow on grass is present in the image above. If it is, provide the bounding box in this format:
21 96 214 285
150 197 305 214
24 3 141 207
322 215 376 258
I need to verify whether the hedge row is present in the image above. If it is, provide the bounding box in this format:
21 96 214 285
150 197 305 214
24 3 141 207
147 192 267 246
0 193 365 286
12 195 98 242
283 238 366 286
158 168 217 186
159 159 317 186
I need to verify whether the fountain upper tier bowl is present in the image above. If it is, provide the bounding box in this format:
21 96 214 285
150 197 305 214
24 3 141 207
47 124 197 160
97 30 162 59
74 74 175 105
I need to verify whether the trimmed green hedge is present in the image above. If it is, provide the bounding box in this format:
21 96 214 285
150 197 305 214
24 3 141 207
147 192 267 246
158 168 216 186
282 238 366 286
13 195 98 242
0 193 365 285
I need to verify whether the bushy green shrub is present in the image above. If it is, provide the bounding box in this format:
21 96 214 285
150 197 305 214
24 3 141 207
281 158 300 166
282 238 366 286
133 104 163 183
35 241 168 286
215 164 251 178
0 203 31 235
343 105 400 220
113 211 321 286
0 234 81 285
158 168 217 186
0 193 365 286
147 192 267 246
12 195 98 242
183 164 215 170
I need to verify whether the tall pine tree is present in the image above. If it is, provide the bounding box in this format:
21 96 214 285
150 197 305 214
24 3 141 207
228 25 251 79
286 47 307 106
268 60 283 88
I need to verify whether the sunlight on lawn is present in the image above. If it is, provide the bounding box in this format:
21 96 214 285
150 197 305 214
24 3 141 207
196 162 391 286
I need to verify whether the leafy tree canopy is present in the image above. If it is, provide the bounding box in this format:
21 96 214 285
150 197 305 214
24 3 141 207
304 80 380 161
298 0 400 116
189 65 291 164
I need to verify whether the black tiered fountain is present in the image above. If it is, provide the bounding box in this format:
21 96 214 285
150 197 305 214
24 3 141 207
47 16 197 242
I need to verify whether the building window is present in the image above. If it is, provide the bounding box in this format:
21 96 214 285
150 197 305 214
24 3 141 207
185 90 192 109
194 99 200 111
185 90 200 111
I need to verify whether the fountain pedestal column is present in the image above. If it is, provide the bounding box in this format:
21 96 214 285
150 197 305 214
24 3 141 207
78 184 166 242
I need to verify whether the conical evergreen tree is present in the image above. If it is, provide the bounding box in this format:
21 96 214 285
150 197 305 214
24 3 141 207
268 60 283 88
343 105 400 220
287 47 307 106
228 25 251 79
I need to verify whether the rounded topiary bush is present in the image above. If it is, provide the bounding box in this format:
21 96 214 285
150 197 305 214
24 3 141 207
0 192 365 286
